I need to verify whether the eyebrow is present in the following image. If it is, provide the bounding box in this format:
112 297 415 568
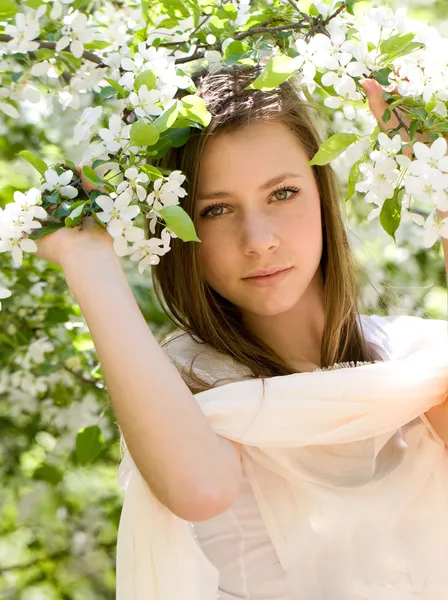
197 172 302 201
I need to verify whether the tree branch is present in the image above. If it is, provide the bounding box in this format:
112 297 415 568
0 34 108 67
0 4 346 70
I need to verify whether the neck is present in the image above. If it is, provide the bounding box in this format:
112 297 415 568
242 268 325 370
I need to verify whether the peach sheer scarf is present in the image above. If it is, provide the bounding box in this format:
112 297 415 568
116 315 448 599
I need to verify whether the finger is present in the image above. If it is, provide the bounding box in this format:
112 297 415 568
360 78 400 130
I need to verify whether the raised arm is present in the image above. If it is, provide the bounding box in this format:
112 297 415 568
37 217 243 522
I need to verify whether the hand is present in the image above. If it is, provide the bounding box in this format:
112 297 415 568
34 215 114 270
361 78 448 219
360 78 421 157
34 163 114 268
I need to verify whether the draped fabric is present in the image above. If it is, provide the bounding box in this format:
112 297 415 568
116 314 448 599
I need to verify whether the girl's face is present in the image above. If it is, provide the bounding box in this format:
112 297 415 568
195 120 323 321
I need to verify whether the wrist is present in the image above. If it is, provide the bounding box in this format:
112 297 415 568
61 243 123 280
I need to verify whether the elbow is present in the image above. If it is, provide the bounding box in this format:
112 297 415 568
164 462 243 522
171 479 242 522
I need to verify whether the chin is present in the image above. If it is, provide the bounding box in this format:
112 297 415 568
238 293 301 317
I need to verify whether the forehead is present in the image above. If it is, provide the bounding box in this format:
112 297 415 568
197 120 310 187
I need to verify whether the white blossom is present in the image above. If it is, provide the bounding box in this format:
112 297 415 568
50 0 74 21
55 11 95 59
146 171 187 210
95 191 140 237
370 133 403 163
422 211 448 248
30 60 59 78
0 87 19 119
4 6 46 54
110 222 145 257
410 138 448 177
129 228 172 273
98 114 131 153
73 106 103 145
128 85 163 118
116 168 149 202
11 188 48 220
41 169 78 199
356 158 399 203
403 170 448 208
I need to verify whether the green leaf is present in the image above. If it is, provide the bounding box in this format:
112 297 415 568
92 211 107 227
209 15 226 36
29 222 65 240
219 3 237 20
164 127 190 148
23 0 45 8
345 0 358 15
140 164 164 180
83 40 111 51
308 133 359 166
11 71 23 83
179 95 211 127
18 150 48 176
53 202 72 219
81 165 104 187
223 40 251 65
63 159 78 172
382 107 391 124
91 159 111 170
104 77 127 99
0 0 18 18
386 42 424 64
76 425 105 465
409 119 420 140
157 205 200 242
152 100 179 133
380 188 403 241
425 96 437 114
373 67 392 86
346 157 363 202
134 70 157 92
33 464 63 485
429 131 442 143
65 201 87 227
130 120 160 147
246 55 298 91
44 192 60 205
380 33 415 56
100 85 118 100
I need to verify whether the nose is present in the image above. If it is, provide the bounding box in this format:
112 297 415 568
240 211 280 256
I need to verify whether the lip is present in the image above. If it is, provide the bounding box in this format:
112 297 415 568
242 267 293 287
244 266 291 278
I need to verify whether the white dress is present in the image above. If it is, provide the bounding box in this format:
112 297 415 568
161 314 448 600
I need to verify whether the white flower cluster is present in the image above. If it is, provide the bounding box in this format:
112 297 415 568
356 134 448 247
1 1 448 312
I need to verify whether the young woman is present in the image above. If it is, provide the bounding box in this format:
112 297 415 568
35 64 448 599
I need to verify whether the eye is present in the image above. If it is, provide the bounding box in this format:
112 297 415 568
199 202 230 218
198 185 301 219
270 185 301 202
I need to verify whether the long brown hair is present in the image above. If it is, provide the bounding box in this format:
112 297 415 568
150 63 386 393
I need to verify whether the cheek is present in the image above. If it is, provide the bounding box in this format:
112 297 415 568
198 231 234 288
284 199 323 253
